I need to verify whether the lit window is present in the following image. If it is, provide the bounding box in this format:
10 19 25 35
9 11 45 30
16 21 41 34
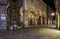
1 16 6 21
13 19 16 24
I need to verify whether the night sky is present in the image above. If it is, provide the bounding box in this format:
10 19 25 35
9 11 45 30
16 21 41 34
43 0 55 11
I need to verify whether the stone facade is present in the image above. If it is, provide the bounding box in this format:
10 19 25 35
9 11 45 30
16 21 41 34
55 0 60 29
7 0 47 28
7 0 21 26
23 0 47 27
0 0 8 29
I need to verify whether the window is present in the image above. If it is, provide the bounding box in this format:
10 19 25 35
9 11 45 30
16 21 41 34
12 0 16 2
13 9 15 12
13 2 16 5
13 19 16 24
1 16 6 21
0 14 6 21
12 2 16 9
31 0 33 3
13 6 16 9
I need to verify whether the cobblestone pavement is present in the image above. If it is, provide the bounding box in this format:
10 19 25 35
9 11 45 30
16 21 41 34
0 27 60 39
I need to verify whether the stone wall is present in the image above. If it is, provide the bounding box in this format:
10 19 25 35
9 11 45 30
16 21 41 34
23 0 47 26
0 2 7 29
55 0 60 29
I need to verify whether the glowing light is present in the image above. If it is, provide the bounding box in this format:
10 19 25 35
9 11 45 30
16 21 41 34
51 13 55 16
1 16 6 21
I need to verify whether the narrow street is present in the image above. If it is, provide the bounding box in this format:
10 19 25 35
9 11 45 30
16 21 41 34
0 26 60 39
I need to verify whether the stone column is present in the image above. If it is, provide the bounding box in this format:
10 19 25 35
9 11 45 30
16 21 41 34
35 14 37 25
41 16 43 25
57 11 60 29
56 6 60 29
34 8 37 25
44 17 47 25
23 0 28 27
35 18 37 25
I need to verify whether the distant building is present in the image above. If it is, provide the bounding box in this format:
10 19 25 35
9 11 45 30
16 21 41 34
47 6 55 24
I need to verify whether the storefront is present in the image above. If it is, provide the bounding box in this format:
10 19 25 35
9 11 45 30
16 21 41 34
0 14 7 29
0 8 7 29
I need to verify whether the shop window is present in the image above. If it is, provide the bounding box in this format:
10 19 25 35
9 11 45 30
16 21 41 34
13 19 16 24
1 16 6 21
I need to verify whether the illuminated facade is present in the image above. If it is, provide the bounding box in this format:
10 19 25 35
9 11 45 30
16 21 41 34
24 0 47 27
7 0 47 28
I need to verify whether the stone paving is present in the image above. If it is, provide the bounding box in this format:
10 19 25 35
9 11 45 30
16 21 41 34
0 27 60 39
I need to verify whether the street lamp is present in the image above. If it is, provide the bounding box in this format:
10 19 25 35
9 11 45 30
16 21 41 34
51 13 55 16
